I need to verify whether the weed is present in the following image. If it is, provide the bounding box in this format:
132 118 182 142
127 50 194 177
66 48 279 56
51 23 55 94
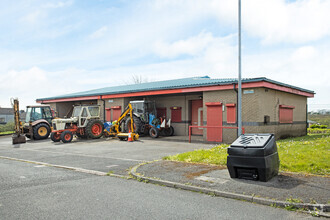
106 171 114 175
284 204 298 211
309 208 320 217
286 197 303 203
270 203 280 208
309 198 317 204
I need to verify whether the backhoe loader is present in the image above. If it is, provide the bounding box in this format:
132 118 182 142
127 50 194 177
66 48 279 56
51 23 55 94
11 98 55 144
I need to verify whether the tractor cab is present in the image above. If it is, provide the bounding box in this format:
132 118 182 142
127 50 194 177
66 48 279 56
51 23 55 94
130 100 157 123
25 105 54 125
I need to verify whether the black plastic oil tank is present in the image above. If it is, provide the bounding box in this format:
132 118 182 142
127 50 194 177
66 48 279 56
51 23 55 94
227 134 280 182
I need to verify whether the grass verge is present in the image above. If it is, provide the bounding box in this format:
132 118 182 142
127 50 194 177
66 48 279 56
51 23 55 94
0 131 15 135
163 134 330 176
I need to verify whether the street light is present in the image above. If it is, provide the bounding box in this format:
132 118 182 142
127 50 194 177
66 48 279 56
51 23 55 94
238 0 242 136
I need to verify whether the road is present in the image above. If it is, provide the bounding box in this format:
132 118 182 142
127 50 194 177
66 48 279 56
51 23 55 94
0 136 313 219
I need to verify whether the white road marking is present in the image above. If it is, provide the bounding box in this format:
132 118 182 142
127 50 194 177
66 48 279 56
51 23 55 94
195 176 229 184
106 165 119 168
0 156 127 178
14 148 147 162
34 165 46 168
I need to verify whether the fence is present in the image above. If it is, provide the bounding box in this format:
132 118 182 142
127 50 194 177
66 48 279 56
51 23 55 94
188 126 245 143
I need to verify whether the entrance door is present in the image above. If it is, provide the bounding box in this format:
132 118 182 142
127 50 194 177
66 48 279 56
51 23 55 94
206 102 222 142
191 100 203 135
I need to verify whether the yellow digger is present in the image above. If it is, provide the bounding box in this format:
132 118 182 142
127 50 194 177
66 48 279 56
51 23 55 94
11 98 55 144
103 103 139 141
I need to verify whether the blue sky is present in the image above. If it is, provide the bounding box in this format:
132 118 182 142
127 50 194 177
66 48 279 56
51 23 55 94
0 0 329 111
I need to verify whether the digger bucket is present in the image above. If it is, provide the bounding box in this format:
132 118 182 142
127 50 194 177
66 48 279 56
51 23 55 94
12 134 26 145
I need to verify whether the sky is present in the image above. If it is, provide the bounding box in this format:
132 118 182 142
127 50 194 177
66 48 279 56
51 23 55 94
0 0 329 111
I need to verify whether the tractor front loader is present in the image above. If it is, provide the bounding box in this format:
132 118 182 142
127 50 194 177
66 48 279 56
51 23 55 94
51 105 104 143
103 103 139 141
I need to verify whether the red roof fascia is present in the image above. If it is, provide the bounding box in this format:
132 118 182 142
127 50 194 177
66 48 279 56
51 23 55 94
38 80 314 103
262 82 314 97
37 95 101 103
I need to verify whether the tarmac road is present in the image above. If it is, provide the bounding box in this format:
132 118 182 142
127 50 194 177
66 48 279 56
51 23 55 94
0 159 314 220
0 136 315 219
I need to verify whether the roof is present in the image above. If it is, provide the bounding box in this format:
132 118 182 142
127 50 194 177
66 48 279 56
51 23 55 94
37 76 315 102
0 108 13 115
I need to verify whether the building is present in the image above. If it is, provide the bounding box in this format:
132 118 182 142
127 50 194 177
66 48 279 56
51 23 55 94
0 108 14 124
37 76 314 143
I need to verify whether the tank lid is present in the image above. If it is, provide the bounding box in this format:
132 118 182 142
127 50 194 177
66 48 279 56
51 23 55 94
230 134 273 148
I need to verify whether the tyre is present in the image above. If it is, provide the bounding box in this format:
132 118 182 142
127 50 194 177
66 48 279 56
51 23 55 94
86 120 104 139
163 126 174 136
118 137 127 141
33 123 51 140
60 130 73 143
125 115 143 134
50 132 61 142
149 127 159 138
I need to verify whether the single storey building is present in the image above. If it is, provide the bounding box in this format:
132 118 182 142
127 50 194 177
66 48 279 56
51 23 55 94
37 76 314 143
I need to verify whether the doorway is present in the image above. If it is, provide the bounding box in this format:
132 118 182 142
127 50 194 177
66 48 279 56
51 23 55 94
191 99 203 135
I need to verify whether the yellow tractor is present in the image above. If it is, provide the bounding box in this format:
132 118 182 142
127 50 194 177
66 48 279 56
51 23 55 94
103 103 139 141
11 98 55 144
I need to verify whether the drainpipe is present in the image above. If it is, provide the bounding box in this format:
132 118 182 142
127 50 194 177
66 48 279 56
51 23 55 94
101 96 106 122
233 83 238 137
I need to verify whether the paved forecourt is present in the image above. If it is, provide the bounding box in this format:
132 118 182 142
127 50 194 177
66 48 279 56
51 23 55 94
0 135 213 176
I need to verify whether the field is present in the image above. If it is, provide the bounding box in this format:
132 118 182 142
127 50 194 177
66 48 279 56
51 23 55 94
164 134 330 176
308 114 330 127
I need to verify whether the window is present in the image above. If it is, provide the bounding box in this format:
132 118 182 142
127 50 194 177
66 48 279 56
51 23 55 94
279 105 295 123
170 107 182 122
226 104 236 124
88 106 99 117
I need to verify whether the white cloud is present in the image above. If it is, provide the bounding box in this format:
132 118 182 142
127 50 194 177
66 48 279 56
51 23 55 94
89 26 108 39
43 1 73 9
153 0 330 44
290 46 317 61
153 32 215 58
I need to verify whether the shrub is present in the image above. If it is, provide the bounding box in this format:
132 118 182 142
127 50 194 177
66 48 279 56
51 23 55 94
310 124 328 129
0 122 15 133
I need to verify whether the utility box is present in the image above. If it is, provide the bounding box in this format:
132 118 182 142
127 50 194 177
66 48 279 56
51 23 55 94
227 134 280 182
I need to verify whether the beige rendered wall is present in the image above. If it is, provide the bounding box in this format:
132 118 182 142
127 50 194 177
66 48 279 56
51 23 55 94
252 88 308 139
203 90 238 143
203 88 308 143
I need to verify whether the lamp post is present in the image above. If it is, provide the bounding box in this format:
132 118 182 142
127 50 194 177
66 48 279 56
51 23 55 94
238 0 242 136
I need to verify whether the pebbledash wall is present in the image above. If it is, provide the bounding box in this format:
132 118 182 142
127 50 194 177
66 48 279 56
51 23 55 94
37 77 314 143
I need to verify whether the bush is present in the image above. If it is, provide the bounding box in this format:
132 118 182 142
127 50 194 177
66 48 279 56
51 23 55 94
308 128 330 134
310 124 328 129
0 122 15 133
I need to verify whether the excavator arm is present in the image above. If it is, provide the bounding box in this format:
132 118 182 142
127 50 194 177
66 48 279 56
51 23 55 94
11 98 26 144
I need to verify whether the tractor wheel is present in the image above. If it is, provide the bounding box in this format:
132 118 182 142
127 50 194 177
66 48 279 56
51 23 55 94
125 115 143 133
149 127 159 138
118 137 127 141
163 126 175 136
61 130 73 143
50 132 61 142
86 120 104 139
33 123 51 140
